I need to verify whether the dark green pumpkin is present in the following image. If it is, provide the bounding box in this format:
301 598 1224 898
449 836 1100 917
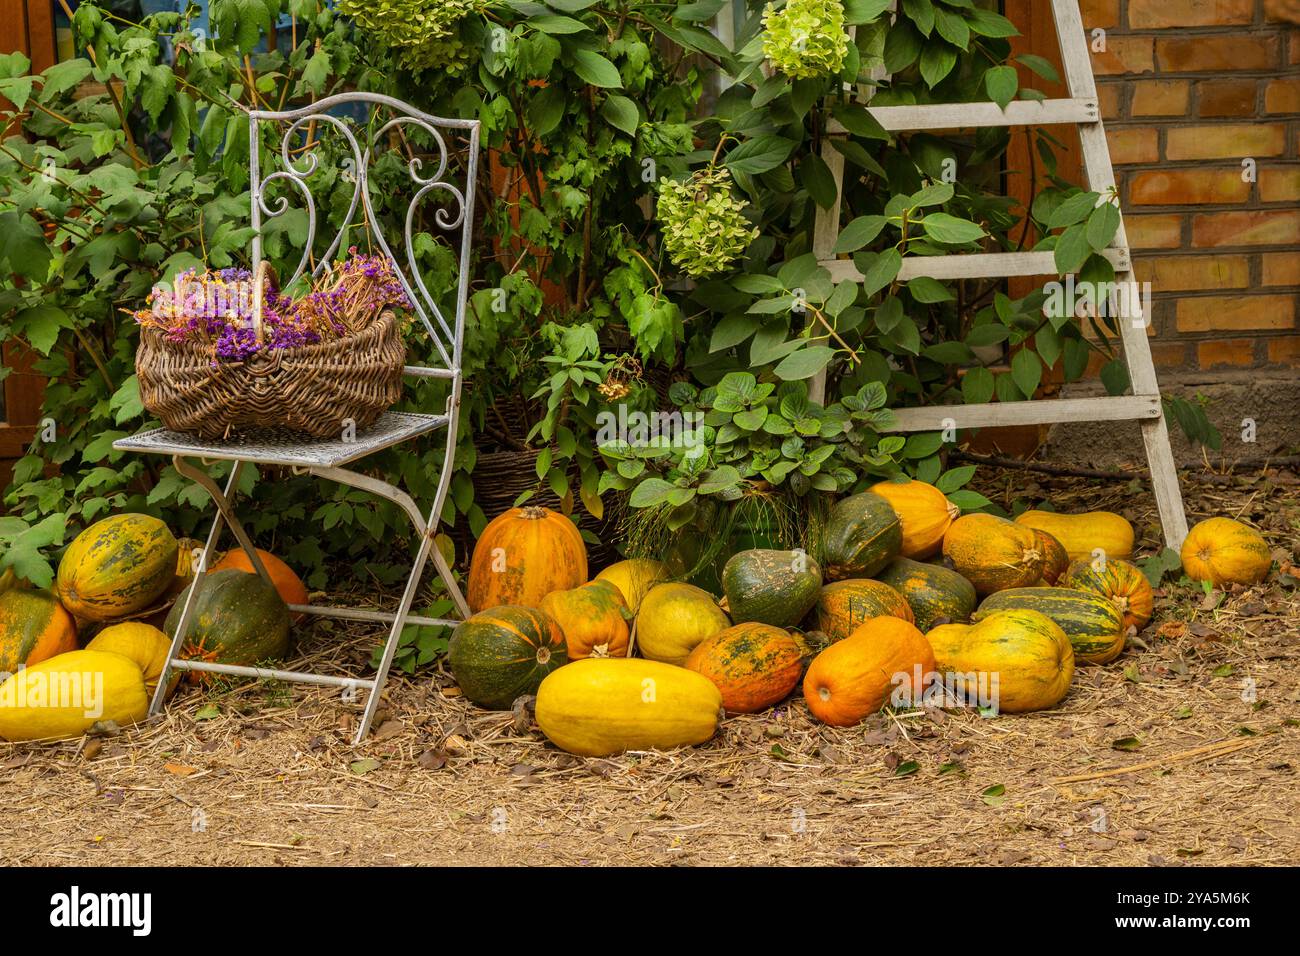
721 549 822 627
448 605 568 709
876 557 978 632
164 568 291 666
820 492 903 580
974 587 1125 664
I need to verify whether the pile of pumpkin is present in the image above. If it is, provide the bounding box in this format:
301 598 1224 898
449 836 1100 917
454 489 1274 758
0 513 310 741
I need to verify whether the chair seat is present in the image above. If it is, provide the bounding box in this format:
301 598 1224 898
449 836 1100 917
112 411 449 469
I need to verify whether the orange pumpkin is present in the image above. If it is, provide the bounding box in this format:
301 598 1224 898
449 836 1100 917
803 617 935 726
868 479 959 559
539 580 630 659
685 622 803 713
942 514 1044 595
212 548 309 618
1180 517 1271 588
1034 530 1070 585
467 506 588 612
0 588 78 674
814 579 914 643
1060 557 1154 632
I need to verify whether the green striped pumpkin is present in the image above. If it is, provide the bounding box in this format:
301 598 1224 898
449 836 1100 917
876 557 978 632
820 492 903 580
57 514 179 621
974 586 1125 664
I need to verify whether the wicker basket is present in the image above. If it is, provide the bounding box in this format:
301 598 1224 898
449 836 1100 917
136 262 407 440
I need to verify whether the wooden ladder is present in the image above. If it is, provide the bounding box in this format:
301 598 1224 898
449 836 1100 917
811 0 1189 551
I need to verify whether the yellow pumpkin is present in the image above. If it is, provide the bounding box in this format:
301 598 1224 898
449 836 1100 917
539 580 631 659
1180 518 1271 587
595 558 669 613
926 609 1073 713
535 658 722 756
942 513 1044 595
868 479 960 559
635 582 730 666
0 649 148 741
85 622 180 697
1014 510 1134 562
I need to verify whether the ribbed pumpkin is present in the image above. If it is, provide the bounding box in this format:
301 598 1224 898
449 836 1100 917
1060 558 1154 632
56 514 179 621
926 609 1074 713
539 580 630 660
0 588 78 674
448 605 568 709
164 569 291 669
86 621 179 697
0 649 148 742
535 658 721 757
1014 510 1134 562
803 616 935 726
466 507 588 613
594 558 669 613
820 492 903 580
942 514 1044 595
1034 530 1071 585
876 557 977 631
868 479 959 559
813 578 913 643
975 586 1125 664
635 582 730 666
685 623 804 713
212 548 309 618
721 549 822 627
1180 517 1271 588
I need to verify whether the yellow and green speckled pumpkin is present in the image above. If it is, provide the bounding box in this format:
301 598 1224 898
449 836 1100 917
975 586 1126 664
813 578 914 642
1180 517 1271 588
926 609 1074 713
0 587 78 674
56 514 178 621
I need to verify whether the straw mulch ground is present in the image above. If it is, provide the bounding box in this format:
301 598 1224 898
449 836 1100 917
2 467 1297 866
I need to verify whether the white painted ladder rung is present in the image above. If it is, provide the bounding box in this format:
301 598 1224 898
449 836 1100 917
885 395 1161 433
827 97 1098 134
821 248 1130 283
290 604 459 628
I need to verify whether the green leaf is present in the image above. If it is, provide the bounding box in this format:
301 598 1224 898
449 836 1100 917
935 465 977 493
908 276 954 303
1053 223 1092 275
855 248 903 297
12 305 67 355
1047 191 1098 229
919 41 958 88
40 58 93 99
933 8 970 49
570 49 623 88
530 14 590 33
921 213 986 245
984 65 1017 110
725 136 796 175
1100 359 1130 396
628 477 679 508
1016 54 1060 84
774 346 837 381
1086 200 1121 251
601 94 639 135
948 489 993 512
961 365 994 404
673 0 726 22
710 314 759 352
529 84 566 135
835 215 888 253
1011 348 1042 399
801 153 837 209
832 103 889 141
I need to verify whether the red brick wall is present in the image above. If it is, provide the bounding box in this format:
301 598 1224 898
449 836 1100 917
1081 0 1300 370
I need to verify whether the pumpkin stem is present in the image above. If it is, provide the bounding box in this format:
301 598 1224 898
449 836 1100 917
536 646 552 665
520 506 549 520
818 686 831 702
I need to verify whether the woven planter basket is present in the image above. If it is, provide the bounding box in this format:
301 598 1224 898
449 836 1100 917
136 262 407 440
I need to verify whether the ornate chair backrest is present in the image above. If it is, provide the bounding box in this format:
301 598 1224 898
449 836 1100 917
248 93 480 378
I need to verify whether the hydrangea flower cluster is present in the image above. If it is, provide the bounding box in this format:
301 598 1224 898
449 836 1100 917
762 0 849 80
336 0 482 73
655 167 760 278
131 252 411 363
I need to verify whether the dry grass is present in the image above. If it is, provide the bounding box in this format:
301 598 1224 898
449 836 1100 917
1 469 1297 866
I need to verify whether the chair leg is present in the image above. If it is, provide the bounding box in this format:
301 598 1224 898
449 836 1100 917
151 461 246 717
172 455 274 588
430 537 470 619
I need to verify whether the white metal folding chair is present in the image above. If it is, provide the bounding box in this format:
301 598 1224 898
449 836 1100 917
113 93 480 744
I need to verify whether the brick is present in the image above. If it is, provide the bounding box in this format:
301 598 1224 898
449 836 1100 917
1156 36 1278 72
1130 169 1252 205
1091 37 1156 75
1130 0 1254 28
1137 254 1251 290
1107 127 1160 164
1132 80 1190 116
1197 79 1257 117
1192 210 1300 246
1198 339 1257 368
1166 124 1287 160
1265 0 1300 24
1176 294 1296 331
1264 77 1300 113
1080 0 1121 27
1151 341 1190 369
1127 213 1185 249
1262 252 1300 285
1097 82 1124 120
1261 166 1300 202
1267 337 1300 365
